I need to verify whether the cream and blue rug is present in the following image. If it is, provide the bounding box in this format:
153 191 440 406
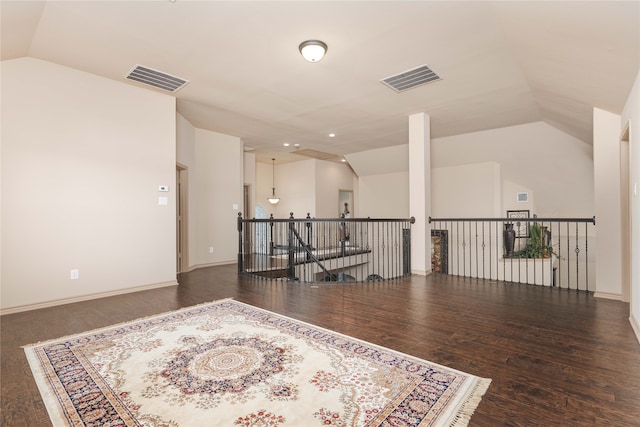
24 299 490 426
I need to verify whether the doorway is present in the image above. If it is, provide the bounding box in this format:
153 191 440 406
339 190 353 217
176 164 189 275
621 124 631 302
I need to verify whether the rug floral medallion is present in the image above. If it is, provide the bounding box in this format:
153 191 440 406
24 299 491 427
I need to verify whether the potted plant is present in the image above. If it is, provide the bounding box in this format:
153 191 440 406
514 223 556 259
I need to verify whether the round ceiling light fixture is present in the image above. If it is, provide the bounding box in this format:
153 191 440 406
299 40 327 62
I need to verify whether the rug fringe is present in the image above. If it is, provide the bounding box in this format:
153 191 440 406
21 297 235 349
449 377 492 427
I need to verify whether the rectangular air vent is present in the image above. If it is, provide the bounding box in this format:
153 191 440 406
381 64 441 92
294 149 338 160
125 65 189 92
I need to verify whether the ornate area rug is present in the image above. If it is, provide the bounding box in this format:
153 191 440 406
24 299 490 426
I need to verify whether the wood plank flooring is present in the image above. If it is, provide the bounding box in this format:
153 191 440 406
2 264 639 426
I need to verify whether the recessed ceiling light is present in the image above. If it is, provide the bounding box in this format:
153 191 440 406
341 159 346 162
294 143 300 148
283 143 290 147
329 133 336 138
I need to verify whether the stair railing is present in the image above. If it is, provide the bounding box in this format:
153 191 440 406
238 213 415 283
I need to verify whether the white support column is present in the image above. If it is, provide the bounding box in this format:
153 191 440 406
593 107 623 300
409 113 431 275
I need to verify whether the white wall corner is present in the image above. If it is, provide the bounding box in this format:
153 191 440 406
593 107 623 297
630 313 640 344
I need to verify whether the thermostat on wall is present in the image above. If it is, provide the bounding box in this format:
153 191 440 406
159 185 169 192
517 192 528 202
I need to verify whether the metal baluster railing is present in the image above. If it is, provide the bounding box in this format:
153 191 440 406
238 213 415 283
429 216 595 291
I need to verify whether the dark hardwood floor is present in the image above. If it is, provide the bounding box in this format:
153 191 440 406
2 264 639 426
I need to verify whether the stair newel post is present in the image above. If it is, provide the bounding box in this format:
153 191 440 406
237 212 243 273
269 213 274 256
306 213 312 262
287 212 295 280
340 213 346 257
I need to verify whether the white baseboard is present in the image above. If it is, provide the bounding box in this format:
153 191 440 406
593 291 623 301
186 260 236 272
0 280 178 316
630 313 640 344
411 269 431 276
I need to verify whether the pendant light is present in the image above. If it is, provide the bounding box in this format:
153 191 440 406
267 158 280 205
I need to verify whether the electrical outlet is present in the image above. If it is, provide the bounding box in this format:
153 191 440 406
70 269 79 280
209 247 214 253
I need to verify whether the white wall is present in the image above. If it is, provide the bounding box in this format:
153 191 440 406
1 58 177 312
352 122 594 220
244 152 256 219
359 172 410 218
432 162 502 218
621 69 640 342
346 144 410 218
503 179 535 215
255 159 353 220
432 122 594 217
593 108 623 299
267 159 316 219
315 161 354 218
192 128 243 267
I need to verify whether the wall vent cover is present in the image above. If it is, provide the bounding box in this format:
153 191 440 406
125 65 189 92
381 64 442 92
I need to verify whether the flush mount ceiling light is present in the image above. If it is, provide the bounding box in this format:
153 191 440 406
299 40 327 62
267 158 280 205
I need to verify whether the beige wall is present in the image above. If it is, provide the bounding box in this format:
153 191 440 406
432 122 594 217
254 159 354 220
432 162 501 218
192 128 243 267
315 160 354 218
359 172 410 218
1 58 177 312
176 116 244 269
353 121 594 219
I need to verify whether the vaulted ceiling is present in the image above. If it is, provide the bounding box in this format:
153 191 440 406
2 1 638 163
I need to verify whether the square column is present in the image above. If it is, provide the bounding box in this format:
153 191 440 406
409 113 431 275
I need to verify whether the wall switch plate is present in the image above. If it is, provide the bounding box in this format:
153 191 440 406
159 185 169 192
232 204 239 210
209 246 214 253
70 269 79 280
159 196 168 205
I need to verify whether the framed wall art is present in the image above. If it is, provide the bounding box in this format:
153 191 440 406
507 209 530 238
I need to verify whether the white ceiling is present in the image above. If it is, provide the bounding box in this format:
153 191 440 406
2 1 638 164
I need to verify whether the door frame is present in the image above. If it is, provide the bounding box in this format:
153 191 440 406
620 123 631 303
176 163 189 275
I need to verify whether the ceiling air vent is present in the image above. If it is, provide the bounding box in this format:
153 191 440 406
125 65 189 92
381 64 441 92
